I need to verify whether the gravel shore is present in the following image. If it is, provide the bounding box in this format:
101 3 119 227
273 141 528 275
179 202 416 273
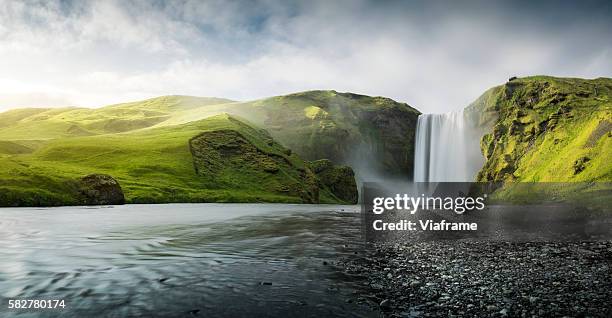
338 241 612 317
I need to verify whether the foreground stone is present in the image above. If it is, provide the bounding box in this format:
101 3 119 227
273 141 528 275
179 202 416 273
337 241 612 317
78 174 125 205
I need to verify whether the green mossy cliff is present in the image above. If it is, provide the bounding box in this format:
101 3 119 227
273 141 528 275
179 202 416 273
308 159 358 204
188 116 357 204
467 76 611 204
251 91 421 179
468 76 611 182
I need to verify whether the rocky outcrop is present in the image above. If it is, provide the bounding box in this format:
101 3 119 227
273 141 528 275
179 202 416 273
573 156 590 174
309 159 358 204
356 101 421 179
188 115 359 204
189 116 321 203
78 174 125 205
254 91 421 179
468 76 612 183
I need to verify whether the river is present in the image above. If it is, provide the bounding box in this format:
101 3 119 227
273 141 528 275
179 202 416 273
0 204 374 318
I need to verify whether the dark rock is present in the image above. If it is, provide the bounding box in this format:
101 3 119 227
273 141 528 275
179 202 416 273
573 156 590 174
379 299 391 310
78 174 125 205
508 76 518 82
187 309 200 315
308 159 358 204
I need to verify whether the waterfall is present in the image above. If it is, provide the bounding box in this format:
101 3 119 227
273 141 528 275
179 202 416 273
414 110 484 182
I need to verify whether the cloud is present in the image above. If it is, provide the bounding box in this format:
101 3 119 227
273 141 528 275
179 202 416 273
0 0 610 113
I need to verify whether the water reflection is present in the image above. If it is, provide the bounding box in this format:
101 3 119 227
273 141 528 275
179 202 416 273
0 204 373 317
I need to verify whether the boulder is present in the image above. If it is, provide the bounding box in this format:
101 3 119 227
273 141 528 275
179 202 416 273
573 157 590 175
78 174 125 205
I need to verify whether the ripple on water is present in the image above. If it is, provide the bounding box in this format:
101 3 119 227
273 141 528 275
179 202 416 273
0 205 372 317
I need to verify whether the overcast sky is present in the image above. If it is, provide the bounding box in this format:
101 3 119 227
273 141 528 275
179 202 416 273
0 0 611 113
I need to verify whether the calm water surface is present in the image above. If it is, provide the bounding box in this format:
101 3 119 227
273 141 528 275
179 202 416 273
0 204 373 317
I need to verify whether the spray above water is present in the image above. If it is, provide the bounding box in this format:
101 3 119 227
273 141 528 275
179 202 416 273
414 110 484 182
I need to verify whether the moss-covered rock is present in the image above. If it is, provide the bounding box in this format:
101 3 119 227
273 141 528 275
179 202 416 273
188 115 358 204
573 156 591 175
463 76 612 206
78 174 125 205
189 128 319 203
309 159 358 204
468 76 612 183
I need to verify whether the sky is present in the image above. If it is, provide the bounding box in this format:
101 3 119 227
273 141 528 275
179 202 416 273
0 0 611 113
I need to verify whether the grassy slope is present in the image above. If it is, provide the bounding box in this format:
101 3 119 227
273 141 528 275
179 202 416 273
467 76 612 204
0 113 345 206
0 91 420 180
0 95 234 141
146 90 421 178
3 91 415 206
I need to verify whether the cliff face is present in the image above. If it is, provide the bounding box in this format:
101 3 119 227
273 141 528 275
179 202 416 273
308 159 358 204
255 91 421 179
188 119 319 203
188 116 358 204
469 76 611 183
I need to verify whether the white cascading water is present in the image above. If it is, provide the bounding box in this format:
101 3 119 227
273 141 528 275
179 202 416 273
414 110 484 182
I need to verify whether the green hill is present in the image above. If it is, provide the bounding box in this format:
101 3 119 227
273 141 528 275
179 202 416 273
0 113 357 206
0 95 235 141
469 76 611 182
141 91 421 179
2 78 608 207
1 90 419 206
0 91 421 180
218 91 421 179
